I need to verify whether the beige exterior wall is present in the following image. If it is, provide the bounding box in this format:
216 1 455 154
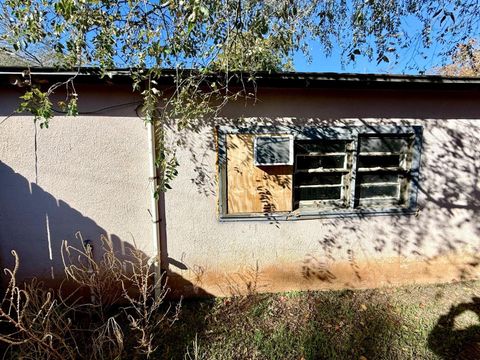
1 82 479 297
0 84 154 284
164 87 480 296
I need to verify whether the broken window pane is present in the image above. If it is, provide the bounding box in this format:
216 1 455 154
356 135 411 205
295 173 343 186
297 155 346 170
357 155 400 168
296 186 342 201
358 184 399 198
296 140 348 154
357 173 400 184
359 136 409 153
290 131 417 212
294 139 350 209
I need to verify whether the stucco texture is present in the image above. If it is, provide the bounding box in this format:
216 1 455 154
0 85 153 284
1 82 479 297
163 87 480 296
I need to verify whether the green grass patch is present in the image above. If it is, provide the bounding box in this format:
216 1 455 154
155 281 480 360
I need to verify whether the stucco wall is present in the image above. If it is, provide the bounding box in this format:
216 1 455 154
0 84 154 284
164 87 480 296
1 82 479 297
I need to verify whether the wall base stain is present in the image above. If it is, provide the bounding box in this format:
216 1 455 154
5 253 479 299
171 253 480 297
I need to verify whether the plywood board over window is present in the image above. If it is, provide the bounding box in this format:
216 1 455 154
226 134 292 214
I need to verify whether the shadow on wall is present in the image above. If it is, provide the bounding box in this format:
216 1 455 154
0 161 211 297
304 117 480 283
164 87 480 198
294 117 480 286
162 87 480 289
0 160 133 285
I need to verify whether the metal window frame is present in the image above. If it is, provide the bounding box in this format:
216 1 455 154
293 139 353 210
217 125 422 222
253 134 294 166
353 133 416 208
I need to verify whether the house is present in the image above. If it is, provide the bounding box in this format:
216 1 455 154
0 67 479 297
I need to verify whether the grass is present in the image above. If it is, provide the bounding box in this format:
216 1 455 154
156 281 480 360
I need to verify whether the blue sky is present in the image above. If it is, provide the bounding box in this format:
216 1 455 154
294 37 442 75
291 7 467 75
293 42 440 75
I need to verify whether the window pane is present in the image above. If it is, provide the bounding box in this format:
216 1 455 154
295 173 343 186
297 155 345 170
296 140 348 154
357 173 399 184
297 186 342 200
358 184 399 198
359 136 409 153
255 136 291 165
357 155 400 168
294 139 351 210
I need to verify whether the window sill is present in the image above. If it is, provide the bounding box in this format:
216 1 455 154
219 207 417 222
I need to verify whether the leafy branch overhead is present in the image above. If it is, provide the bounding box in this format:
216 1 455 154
436 39 480 76
1 0 479 188
3 1 478 94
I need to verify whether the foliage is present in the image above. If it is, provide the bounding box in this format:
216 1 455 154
17 77 78 128
0 12 61 67
18 87 53 128
437 39 480 76
0 235 180 359
0 50 30 66
211 32 294 72
1 0 480 189
3 0 479 72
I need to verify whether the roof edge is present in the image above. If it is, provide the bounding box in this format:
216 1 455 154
1 67 480 90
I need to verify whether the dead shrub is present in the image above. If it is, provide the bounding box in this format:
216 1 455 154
0 234 180 359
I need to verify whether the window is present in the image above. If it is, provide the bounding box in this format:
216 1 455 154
254 135 294 166
355 135 414 208
217 126 422 220
294 139 353 211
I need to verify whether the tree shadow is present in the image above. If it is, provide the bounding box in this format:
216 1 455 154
0 160 211 295
302 290 404 360
160 84 480 292
157 289 408 360
429 297 480 359
0 159 214 357
0 161 134 285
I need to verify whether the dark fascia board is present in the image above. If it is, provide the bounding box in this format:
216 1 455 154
0 67 134 86
1 66 480 91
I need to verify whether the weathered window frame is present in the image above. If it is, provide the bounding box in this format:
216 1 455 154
217 125 422 221
253 135 294 166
